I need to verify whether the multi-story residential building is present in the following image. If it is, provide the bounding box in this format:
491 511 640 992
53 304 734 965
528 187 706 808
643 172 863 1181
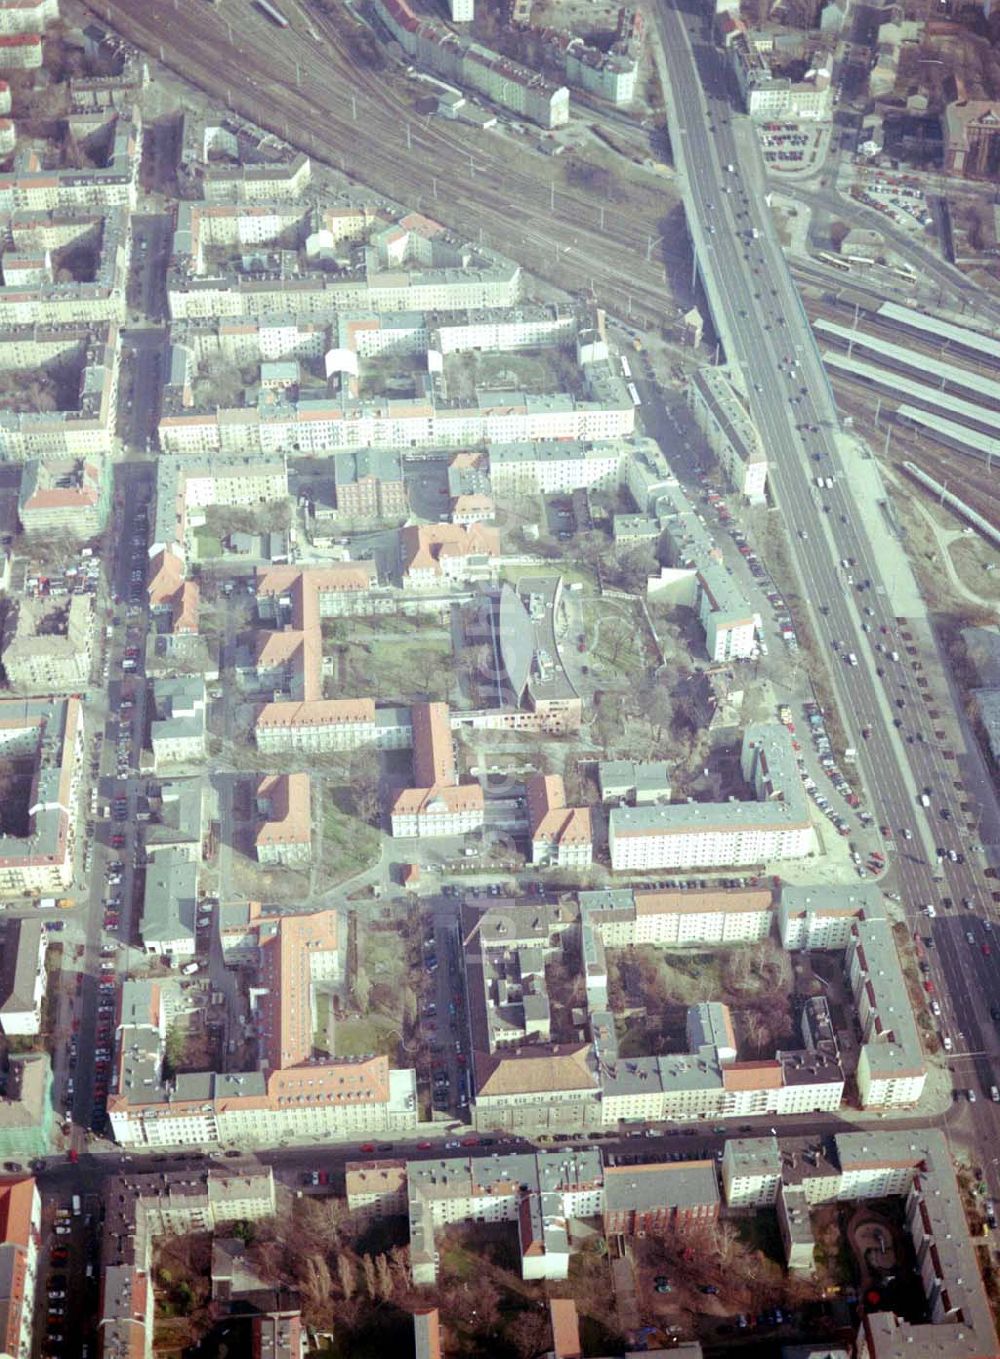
608 723 814 871
430 303 576 355
687 367 768 504
0 211 130 327
167 200 521 322
17 455 110 536
447 451 493 525
139 850 198 959
720 1136 782 1209
580 885 774 948
399 523 500 590
98 1167 276 1359
203 153 312 205
695 560 759 662
111 903 415 1148
0 323 120 457
333 448 408 520
150 454 288 563
525 774 592 868
487 439 626 496
150 677 207 768
255 698 381 754
0 1055 53 1161
778 882 882 950
0 109 141 212
847 916 926 1108
345 1160 409 1224
255 773 312 867
1 595 92 692
0 695 82 898
730 33 833 119
0 919 46 1036
390 701 484 838
0 1175 40 1359
602 1162 719 1235
404 1149 603 1285
0 33 41 67
373 0 569 127
0 0 59 34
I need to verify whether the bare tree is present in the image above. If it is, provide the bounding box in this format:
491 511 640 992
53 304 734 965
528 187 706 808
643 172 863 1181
375 1252 394 1300
360 1253 377 1298
337 1251 356 1301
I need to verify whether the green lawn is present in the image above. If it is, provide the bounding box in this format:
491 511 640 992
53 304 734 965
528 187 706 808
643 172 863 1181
191 528 223 560
333 1015 400 1060
331 635 454 703
321 796 379 884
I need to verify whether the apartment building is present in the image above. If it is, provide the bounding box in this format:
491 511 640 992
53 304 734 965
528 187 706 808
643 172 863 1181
139 851 198 958
150 677 207 768
254 698 379 754
0 33 41 68
344 1160 409 1224
487 439 626 495
404 1149 603 1285
98 1168 276 1359
778 1131 1000 1359
204 153 312 205
608 723 814 871
525 774 592 868
778 883 882 950
0 1176 41 1359
0 695 82 898
0 109 141 212
255 773 312 867
730 33 833 119
333 448 408 520
374 0 569 127
150 454 288 564
168 200 521 321
0 208 130 327
390 701 484 838
0 0 59 34
430 303 576 355
447 451 493 525
687 367 768 504
651 476 760 663
603 1162 719 1235
0 324 119 458
18 455 109 537
0 919 46 1036
847 916 926 1108
399 522 500 590
720 1136 782 1209
2 594 92 692
581 885 774 949
111 902 416 1147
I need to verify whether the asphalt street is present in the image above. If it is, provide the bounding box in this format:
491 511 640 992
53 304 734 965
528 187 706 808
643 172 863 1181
653 0 1000 1176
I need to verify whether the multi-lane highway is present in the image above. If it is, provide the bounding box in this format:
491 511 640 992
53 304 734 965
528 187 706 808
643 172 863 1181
652 0 1000 1165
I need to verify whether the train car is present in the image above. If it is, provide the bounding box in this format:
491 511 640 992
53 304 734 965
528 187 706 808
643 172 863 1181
816 250 852 275
253 0 289 26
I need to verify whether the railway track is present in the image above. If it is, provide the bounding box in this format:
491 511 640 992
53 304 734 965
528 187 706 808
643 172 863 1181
93 0 686 321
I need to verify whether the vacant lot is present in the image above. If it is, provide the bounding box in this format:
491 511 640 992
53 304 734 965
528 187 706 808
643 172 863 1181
327 634 455 704
608 941 796 1058
322 784 380 885
332 921 419 1065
